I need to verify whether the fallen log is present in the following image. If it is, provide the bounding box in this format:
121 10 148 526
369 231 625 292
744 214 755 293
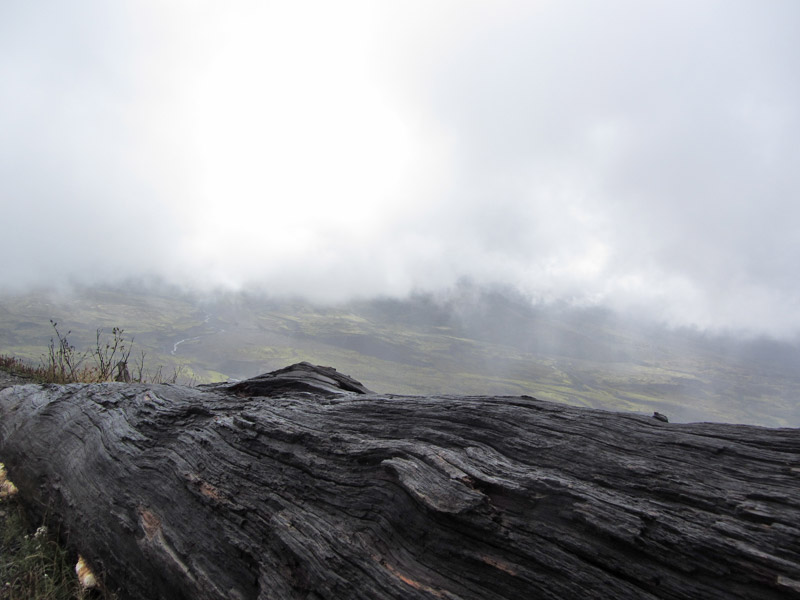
0 362 798 599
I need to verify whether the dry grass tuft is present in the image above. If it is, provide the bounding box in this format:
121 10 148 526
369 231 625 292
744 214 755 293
1 320 188 386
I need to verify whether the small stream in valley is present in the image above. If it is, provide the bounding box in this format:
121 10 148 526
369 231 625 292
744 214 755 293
170 313 226 355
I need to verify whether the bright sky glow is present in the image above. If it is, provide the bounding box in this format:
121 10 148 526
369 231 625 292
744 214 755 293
1 0 799 336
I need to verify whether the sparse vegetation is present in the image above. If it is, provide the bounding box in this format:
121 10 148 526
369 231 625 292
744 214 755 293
0 500 84 599
0 355 43 382
89 325 132 383
1 321 188 385
40 320 88 383
0 323 187 600
0 464 114 599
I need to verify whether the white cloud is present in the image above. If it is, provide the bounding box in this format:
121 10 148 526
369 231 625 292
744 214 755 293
1 1 799 336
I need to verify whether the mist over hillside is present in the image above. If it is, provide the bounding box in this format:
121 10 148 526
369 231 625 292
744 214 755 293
1 281 798 427
2 3 799 433
3 2 800 343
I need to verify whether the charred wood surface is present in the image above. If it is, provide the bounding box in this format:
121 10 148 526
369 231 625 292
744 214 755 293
0 362 799 599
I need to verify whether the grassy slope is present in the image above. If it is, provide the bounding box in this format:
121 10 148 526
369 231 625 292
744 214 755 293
0 285 226 384
0 284 798 426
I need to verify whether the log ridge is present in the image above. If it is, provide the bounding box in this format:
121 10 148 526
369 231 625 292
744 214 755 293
0 362 799 599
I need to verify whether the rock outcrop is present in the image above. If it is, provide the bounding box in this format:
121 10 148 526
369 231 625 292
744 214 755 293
207 361 373 397
0 363 798 599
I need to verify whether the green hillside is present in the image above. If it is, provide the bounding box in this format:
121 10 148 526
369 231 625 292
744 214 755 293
1 282 798 427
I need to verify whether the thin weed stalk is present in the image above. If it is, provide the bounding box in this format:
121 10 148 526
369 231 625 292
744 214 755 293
4 321 186 385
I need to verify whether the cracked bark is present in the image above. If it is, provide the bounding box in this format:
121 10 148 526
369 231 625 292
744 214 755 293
0 362 799 599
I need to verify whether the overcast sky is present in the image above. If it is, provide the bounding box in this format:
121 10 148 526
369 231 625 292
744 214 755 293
2 1 799 337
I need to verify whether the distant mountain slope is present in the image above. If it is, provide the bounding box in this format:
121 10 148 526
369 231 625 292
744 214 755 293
0 281 798 426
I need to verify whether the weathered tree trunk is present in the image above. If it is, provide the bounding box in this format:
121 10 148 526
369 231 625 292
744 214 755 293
1 363 799 599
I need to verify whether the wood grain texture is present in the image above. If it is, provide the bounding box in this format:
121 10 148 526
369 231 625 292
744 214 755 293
1 363 799 599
